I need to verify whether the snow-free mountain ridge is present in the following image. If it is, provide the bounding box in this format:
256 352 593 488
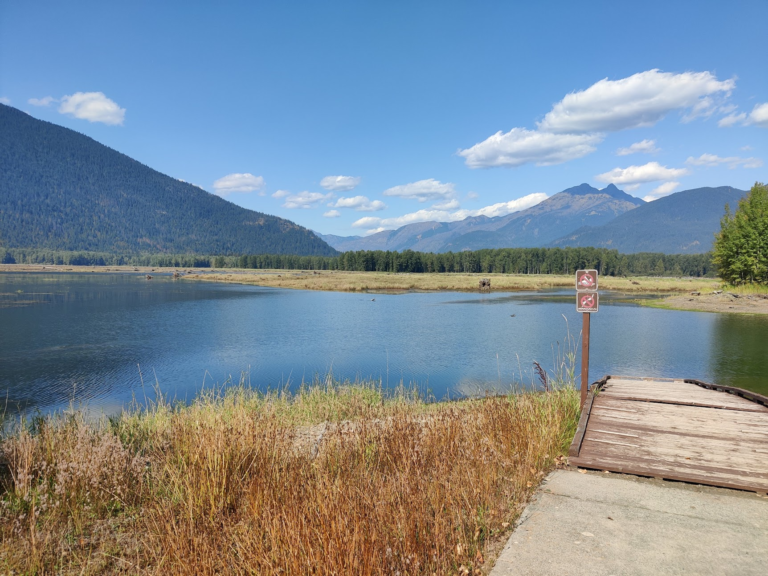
0 103 336 256
321 183 644 253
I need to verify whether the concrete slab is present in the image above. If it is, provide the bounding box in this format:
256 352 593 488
490 470 768 576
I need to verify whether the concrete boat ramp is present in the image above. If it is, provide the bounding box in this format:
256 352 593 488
490 376 768 576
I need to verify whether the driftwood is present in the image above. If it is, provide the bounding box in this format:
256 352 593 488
479 278 491 292
145 274 153 280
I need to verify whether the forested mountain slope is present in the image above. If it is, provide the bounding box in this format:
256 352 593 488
550 186 746 254
0 104 336 256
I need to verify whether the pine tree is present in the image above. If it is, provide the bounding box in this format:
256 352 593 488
713 182 768 285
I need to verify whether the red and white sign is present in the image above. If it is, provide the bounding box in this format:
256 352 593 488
576 269 598 291
577 291 599 313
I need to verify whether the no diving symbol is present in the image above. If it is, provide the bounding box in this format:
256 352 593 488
577 291 599 313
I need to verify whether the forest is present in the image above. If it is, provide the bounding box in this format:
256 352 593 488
0 104 336 257
2 246 716 277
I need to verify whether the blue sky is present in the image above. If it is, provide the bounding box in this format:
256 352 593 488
1 0 766 237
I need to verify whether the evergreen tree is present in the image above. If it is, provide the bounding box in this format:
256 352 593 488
713 182 768 285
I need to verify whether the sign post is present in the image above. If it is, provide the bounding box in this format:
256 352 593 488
576 270 599 408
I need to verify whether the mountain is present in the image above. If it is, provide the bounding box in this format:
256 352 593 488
549 186 746 254
321 183 643 253
0 104 336 256
315 233 364 252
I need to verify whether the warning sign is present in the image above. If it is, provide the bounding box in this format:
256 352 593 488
577 291 599 313
576 269 598 291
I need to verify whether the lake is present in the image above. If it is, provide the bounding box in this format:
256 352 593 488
1 272 767 416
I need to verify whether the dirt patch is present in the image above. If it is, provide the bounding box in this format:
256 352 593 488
648 292 768 315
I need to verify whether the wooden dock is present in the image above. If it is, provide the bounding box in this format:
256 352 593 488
569 376 768 493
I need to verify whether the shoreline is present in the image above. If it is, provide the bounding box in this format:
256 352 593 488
0 264 718 292
5 264 768 314
639 291 768 315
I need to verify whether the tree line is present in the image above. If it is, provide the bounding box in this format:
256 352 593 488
2 246 715 277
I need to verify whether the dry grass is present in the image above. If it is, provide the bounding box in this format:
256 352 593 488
183 269 720 294
0 381 579 575
0 264 720 293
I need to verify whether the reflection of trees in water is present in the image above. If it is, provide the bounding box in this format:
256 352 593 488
709 314 768 396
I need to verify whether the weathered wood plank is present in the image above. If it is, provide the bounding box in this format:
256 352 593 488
569 375 768 493
601 380 768 412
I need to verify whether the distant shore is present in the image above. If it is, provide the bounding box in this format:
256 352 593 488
179 269 722 294
1 264 718 293
5 264 768 314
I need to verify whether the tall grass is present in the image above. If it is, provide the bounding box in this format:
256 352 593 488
0 379 579 575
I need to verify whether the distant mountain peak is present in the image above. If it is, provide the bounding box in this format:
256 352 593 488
600 183 644 205
562 183 600 196
549 186 746 254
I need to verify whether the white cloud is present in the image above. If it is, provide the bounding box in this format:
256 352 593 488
432 198 461 210
351 216 385 229
459 128 602 168
331 195 387 211
351 192 547 233
643 181 681 202
58 92 125 125
616 139 659 156
595 162 689 186
624 184 641 192
282 191 334 209
272 189 290 198
681 96 717 123
718 112 747 127
320 175 362 191
382 178 458 202
538 69 734 133
0 97 10 105
748 102 768 128
323 210 341 218
717 102 768 128
741 145 753 151
466 192 479 199
212 173 265 195
451 193 547 219
28 96 56 107
686 153 763 169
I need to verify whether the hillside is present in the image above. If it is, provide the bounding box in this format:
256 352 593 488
322 183 643 253
0 104 336 256
549 186 746 254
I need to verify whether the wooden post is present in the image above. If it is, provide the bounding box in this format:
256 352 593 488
581 312 590 408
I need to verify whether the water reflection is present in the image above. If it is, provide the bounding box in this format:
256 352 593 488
1 272 767 416
709 313 768 396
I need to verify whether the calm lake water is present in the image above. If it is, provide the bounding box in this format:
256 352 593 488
1 272 767 415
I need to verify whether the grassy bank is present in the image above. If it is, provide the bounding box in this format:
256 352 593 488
0 381 579 575
1 264 720 293
184 269 720 294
